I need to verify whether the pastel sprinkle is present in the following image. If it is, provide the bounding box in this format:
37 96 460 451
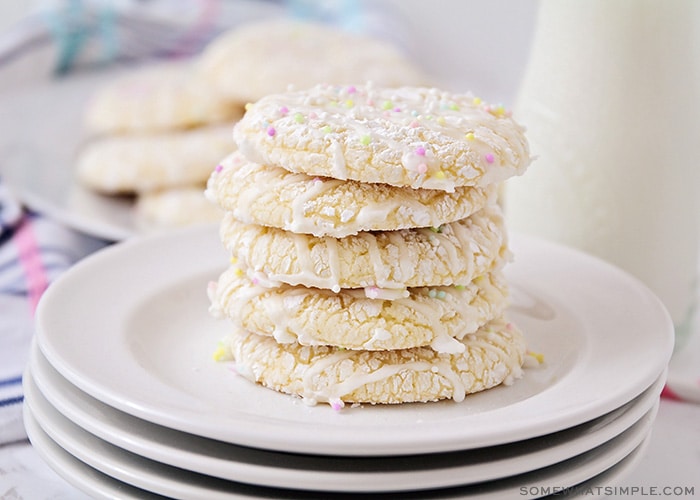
234 267 244 277
382 100 393 110
527 350 545 364
485 153 495 164
433 170 446 180
214 164 223 172
322 125 332 134
409 120 420 128
449 104 459 111
294 112 305 123
345 99 354 108
430 225 444 233
346 85 357 94
415 146 426 156
472 97 482 105
416 163 428 174
230 256 238 264
330 399 345 411
245 102 253 111
436 290 447 299
465 132 475 141
309 111 318 119
428 289 437 298
212 346 226 362
394 107 401 112
455 284 466 290
437 116 446 125
267 126 276 137
279 106 289 115
411 110 419 117
360 134 371 145
366 286 380 299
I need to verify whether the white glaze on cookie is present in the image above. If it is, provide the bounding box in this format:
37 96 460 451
209 268 509 353
223 317 526 405
233 84 531 191
219 205 510 290
206 151 495 237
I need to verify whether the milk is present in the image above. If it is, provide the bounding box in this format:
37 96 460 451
505 0 700 343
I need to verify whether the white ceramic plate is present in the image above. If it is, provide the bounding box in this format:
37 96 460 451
0 66 144 240
23 382 657 500
35 226 674 456
26 341 665 492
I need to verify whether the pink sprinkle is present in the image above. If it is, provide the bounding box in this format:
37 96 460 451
279 106 289 115
214 164 223 172
417 163 428 174
485 153 495 164
309 111 318 119
415 146 426 156
347 85 357 94
366 286 380 299
409 120 420 128
367 99 375 106
394 107 401 112
331 401 343 411
267 126 276 137
251 277 259 285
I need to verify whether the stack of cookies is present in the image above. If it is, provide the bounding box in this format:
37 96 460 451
207 83 532 408
76 19 428 231
76 61 242 229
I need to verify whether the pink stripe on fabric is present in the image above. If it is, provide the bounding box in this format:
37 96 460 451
167 0 220 59
660 385 683 401
13 215 49 315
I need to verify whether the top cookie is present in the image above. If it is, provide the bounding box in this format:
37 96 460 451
84 62 244 135
234 84 532 192
196 19 429 103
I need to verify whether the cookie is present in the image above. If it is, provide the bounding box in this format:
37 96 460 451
233 84 531 192
76 125 235 194
219 205 509 292
196 19 429 104
206 151 495 237
209 267 508 353
135 187 222 230
84 62 244 135
222 317 525 406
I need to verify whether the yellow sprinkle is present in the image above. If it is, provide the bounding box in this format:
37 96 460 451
437 116 446 125
527 350 545 364
472 97 482 105
212 346 226 362
345 99 354 108
465 132 475 141
245 102 253 111
234 268 244 277
433 170 446 180
229 256 237 264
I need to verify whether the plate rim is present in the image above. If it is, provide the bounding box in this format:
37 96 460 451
35 226 675 455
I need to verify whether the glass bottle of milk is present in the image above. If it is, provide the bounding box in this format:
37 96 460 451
504 0 700 347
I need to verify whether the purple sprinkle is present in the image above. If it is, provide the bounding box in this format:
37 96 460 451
279 106 289 115
415 146 426 156
267 126 276 137
347 85 357 94
215 164 223 172
485 153 495 163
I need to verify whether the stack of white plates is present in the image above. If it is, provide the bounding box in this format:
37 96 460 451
23 226 674 499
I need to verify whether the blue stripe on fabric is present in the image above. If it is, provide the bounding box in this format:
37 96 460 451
0 376 22 388
0 396 24 408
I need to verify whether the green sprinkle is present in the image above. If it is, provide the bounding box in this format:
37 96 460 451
360 134 371 145
449 103 460 111
294 112 305 123
455 284 466 290
322 125 332 134
382 100 393 110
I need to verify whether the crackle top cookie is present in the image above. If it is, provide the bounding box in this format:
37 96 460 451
135 187 222 231
76 125 235 194
209 267 509 354
84 62 244 135
219 317 525 407
233 84 531 191
220 205 510 291
196 19 429 103
206 151 495 237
